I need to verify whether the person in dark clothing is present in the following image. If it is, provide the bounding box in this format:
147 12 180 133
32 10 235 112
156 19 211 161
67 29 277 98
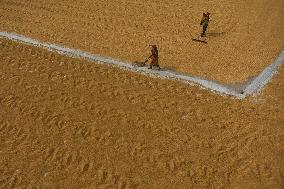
200 12 210 37
144 45 160 70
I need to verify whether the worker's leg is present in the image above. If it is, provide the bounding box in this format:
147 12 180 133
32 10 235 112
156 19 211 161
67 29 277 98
149 60 160 70
156 62 161 70
202 25 207 36
155 59 160 70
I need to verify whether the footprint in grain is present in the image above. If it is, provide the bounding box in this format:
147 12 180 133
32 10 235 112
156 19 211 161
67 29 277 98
8 76 23 86
0 120 12 134
45 147 59 162
117 179 127 189
147 150 163 166
80 160 92 174
52 115 66 129
98 171 118 188
62 151 76 168
97 166 107 184
96 166 134 189
6 174 18 189
76 126 92 138
13 128 29 146
0 170 21 189
0 176 10 188
0 120 8 133
167 156 186 172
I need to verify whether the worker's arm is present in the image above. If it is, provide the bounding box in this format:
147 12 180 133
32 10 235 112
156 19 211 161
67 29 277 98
144 54 153 63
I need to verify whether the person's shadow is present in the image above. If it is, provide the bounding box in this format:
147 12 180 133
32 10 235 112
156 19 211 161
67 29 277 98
163 66 178 71
206 32 226 37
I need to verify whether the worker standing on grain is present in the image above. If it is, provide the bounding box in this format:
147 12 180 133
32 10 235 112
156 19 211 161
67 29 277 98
144 45 160 70
200 12 210 37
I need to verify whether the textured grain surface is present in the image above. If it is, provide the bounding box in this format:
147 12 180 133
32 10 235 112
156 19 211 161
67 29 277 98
0 0 283 83
0 38 283 188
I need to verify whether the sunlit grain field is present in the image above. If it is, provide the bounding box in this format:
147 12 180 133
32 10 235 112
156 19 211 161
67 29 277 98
1 0 283 83
0 0 284 188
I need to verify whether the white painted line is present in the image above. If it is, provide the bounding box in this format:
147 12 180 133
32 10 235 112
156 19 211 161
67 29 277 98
243 50 284 95
0 31 283 99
